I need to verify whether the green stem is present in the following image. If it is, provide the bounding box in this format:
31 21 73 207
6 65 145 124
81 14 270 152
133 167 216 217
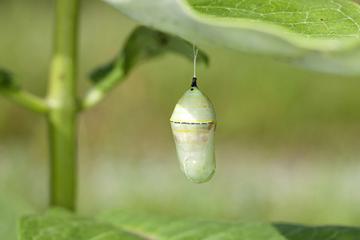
0 88 48 113
47 0 80 211
82 57 126 110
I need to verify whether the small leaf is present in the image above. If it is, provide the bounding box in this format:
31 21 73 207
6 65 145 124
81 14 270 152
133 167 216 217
121 26 209 73
104 0 360 75
90 26 209 83
0 70 18 90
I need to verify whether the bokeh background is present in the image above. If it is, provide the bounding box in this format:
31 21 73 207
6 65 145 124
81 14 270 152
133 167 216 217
1 0 360 239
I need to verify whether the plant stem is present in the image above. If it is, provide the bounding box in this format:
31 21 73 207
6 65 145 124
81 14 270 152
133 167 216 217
82 57 126 110
0 88 48 113
47 0 80 211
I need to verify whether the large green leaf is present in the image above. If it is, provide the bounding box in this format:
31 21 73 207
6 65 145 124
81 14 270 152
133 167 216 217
19 209 360 240
104 0 360 75
19 209 141 240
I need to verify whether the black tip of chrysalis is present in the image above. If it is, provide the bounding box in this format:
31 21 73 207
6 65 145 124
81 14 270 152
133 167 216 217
191 77 198 88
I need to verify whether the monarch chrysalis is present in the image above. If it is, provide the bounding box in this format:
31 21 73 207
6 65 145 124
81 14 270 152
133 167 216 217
170 77 216 183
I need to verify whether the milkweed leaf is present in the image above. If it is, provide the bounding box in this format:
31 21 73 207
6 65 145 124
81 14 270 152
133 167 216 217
19 209 360 240
104 0 360 75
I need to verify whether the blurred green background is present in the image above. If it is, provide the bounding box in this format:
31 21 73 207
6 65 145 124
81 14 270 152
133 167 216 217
1 0 360 239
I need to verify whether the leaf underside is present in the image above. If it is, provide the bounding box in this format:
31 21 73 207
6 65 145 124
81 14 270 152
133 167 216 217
19 209 360 240
104 0 360 75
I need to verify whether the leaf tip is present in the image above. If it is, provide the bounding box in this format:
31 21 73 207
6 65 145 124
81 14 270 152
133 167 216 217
0 69 15 89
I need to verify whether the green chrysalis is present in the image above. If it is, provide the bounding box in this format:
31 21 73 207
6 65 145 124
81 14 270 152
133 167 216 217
170 77 216 183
